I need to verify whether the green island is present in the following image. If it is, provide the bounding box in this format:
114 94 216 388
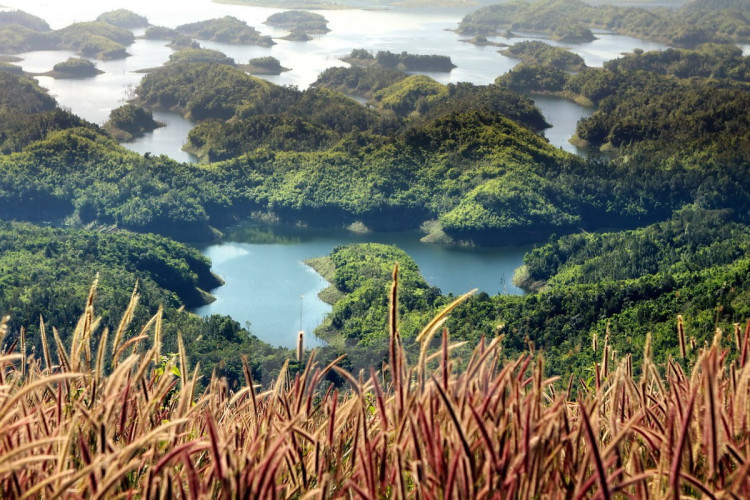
44 57 103 78
95 9 150 29
500 40 587 71
175 16 275 46
0 11 135 59
280 30 313 41
167 47 236 66
240 56 290 74
457 0 750 47
103 104 164 141
459 34 509 47
342 48 457 72
264 10 330 34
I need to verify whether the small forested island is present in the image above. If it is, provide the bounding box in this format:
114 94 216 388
45 57 103 78
264 10 330 34
553 24 597 43
175 16 275 46
500 40 587 71
143 25 181 42
459 34 509 47
95 9 150 29
0 11 134 59
240 56 290 75
167 47 236 66
280 30 312 41
342 49 456 72
457 0 750 47
103 104 163 141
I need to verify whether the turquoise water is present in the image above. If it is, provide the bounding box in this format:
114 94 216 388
193 224 530 348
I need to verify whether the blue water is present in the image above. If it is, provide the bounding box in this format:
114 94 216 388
194 225 529 347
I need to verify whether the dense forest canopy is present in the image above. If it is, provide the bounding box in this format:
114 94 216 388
457 0 750 47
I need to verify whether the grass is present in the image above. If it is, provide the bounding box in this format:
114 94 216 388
1 269 749 497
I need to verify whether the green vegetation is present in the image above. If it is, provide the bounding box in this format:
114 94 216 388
312 207 750 381
95 9 149 29
264 10 329 33
313 67 549 130
313 244 440 345
501 40 587 71
55 21 134 59
553 24 596 43
373 74 446 115
605 43 750 81
0 11 134 58
242 56 288 74
0 39 747 249
176 16 275 46
49 57 102 78
135 62 270 119
143 25 178 39
495 62 568 93
567 53 750 163
5 49 746 246
343 49 456 72
313 65 407 98
187 115 338 161
457 0 750 47
103 104 163 141
0 61 23 75
0 23 53 53
0 9 50 31
0 222 289 387
280 30 312 41
167 48 236 66
0 72 94 154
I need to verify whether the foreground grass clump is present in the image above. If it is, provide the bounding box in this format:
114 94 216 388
1 273 750 498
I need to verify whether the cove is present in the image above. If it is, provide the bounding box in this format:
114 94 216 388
192 224 530 348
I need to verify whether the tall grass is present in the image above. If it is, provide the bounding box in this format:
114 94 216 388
1 273 749 498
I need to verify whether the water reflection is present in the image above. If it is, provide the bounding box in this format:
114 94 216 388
193 223 529 348
122 111 199 163
533 95 593 154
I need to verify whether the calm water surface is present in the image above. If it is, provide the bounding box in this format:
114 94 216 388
533 95 594 154
122 110 199 162
194 225 530 348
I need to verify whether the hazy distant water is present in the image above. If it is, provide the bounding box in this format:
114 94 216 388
1 0 675 158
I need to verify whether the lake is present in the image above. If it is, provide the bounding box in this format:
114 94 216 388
193 224 530 348
0 0 675 347
3 0 665 147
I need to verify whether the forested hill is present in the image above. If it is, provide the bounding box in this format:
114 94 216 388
0 66 591 245
310 207 750 380
457 0 750 47
0 221 291 388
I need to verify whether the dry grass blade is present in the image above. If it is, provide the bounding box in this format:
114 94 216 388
0 280 746 498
